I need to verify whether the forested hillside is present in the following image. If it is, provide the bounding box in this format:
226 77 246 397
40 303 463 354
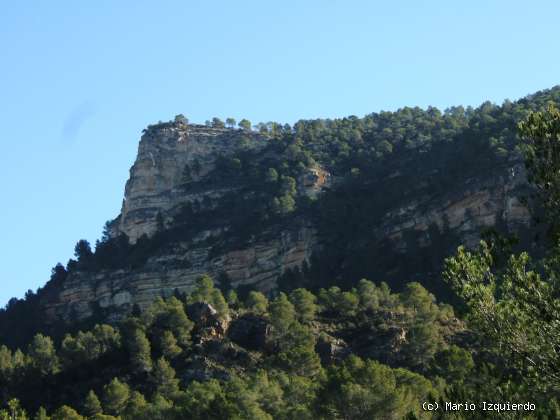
0 277 462 419
2 87 560 418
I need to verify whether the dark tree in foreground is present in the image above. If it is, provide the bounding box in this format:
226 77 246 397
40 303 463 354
519 103 560 239
444 104 560 403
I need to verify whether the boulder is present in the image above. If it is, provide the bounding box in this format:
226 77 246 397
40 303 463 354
315 334 347 365
389 326 407 351
186 302 230 338
227 314 272 351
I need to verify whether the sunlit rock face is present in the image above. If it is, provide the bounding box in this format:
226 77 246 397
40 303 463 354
113 123 267 243
44 225 316 322
44 122 320 322
42 120 531 323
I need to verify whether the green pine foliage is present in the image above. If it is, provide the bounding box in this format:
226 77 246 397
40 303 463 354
289 288 318 323
246 291 269 315
3 89 560 417
82 390 102 417
187 275 229 318
102 378 130 416
0 276 469 418
127 329 152 374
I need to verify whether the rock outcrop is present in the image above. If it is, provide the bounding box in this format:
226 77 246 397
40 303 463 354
187 302 230 340
227 314 273 352
380 158 531 251
43 122 319 322
43 224 316 322
112 123 266 243
41 120 532 324
315 334 348 365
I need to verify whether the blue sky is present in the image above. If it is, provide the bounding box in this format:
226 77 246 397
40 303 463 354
1 1 559 306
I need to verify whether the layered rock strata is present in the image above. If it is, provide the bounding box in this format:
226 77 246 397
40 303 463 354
42 121 531 323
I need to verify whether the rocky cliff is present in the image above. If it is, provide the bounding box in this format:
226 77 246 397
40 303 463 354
41 120 532 324
113 122 265 243
43 122 320 322
381 158 530 250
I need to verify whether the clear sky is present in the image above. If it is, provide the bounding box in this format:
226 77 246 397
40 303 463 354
1 1 559 306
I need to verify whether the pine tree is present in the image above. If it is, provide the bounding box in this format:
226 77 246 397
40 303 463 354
83 390 102 416
73 240 93 263
174 114 188 125
102 378 130 415
238 119 251 130
273 322 322 378
128 329 152 373
518 103 560 238
151 357 180 399
150 393 173 414
1 399 28 420
269 293 295 332
226 290 239 309
321 355 426 419
34 407 50 420
27 334 59 376
265 168 279 183
160 330 182 359
211 117 225 129
289 289 317 323
11 349 26 370
188 275 229 318
123 391 147 419
210 288 229 318
356 279 381 311
188 275 214 303
51 405 83 420
337 290 360 318
0 345 13 378
148 296 194 348
246 291 268 315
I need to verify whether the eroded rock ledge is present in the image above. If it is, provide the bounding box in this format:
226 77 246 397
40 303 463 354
41 121 532 324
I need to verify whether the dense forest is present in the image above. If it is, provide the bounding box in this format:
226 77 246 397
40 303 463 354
0 276 462 419
2 88 560 418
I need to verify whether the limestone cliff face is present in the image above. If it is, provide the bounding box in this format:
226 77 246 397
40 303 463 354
44 226 315 322
113 123 267 243
42 121 532 323
380 159 531 251
44 122 318 322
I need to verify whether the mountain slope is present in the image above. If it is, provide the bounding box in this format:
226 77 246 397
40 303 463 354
3 87 560 347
